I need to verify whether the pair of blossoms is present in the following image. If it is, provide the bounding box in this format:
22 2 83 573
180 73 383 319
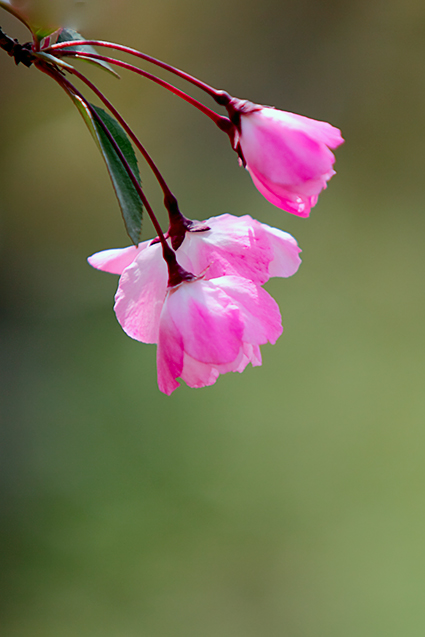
90 104 343 394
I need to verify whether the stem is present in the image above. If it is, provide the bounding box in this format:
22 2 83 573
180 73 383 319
68 65 178 205
66 65 196 250
36 61 190 284
36 64 162 242
59 50 231 130
47 38 231 105
81 98 188 281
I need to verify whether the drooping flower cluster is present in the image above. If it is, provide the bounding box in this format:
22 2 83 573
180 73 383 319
0 9 343 394
81 76 343 396
89 215 301 394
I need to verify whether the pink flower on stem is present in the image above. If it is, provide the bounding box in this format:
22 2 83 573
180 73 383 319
88 213 301 393
228 101 344 217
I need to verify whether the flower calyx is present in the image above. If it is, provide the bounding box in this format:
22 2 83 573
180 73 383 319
150 196 210 251
169 216 210 249
225 97 263 131
167 261 197 289
219 97 263 166
160 239 197 288
167 199 210 249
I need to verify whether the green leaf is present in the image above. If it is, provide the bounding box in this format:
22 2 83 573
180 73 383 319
34 51 76 70
69 94 143 244
57 28 119 77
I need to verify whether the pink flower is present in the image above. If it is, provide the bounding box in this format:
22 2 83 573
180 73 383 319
234 105 344 216
157 275 282 394
88 214 301 393
88 213 301 344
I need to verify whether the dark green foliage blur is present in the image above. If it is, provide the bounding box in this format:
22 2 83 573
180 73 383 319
1 1 425 635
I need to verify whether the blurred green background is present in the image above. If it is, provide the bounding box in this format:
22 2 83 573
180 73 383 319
1 1 425 635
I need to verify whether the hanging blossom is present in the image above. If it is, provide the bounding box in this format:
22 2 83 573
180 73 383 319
0 13 341 395
224 98 344 217
88 214 301 393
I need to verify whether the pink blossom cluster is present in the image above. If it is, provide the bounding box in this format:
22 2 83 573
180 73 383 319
89 214 301 394
89 105 342 394
0 6 344 394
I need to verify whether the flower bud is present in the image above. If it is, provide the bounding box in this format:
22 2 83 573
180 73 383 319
234 105 344 216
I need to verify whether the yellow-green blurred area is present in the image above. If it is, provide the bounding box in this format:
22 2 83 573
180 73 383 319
1 0 425 635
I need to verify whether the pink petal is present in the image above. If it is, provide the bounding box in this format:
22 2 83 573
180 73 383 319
180 354 220 388
242 116 336 185
247 167 313 216
114 242 168 343
244 343 262 367
156 296 183 395
180 342 262 389
267 109 344 148
178 214 273 285
209 276 283 345
166 280 244 364
215 342 261 374
179 213 301 284
259 223 302 277
87 242 149 275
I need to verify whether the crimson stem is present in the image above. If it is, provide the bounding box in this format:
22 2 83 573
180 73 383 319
47 38 232 106
35 61 189 285
57 50 232 132
68 65 186 225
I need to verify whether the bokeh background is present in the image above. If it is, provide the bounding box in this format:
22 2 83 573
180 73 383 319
1 1 425 635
